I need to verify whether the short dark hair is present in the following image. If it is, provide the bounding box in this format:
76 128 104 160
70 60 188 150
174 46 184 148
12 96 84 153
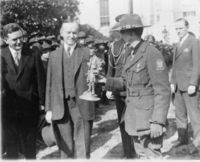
176 18 189 27
2 23 24 38
120 27 143 37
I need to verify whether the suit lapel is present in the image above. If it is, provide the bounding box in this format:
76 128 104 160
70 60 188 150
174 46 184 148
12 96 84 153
4 47 18 74
176 35 191 59
17 48 31 79
73 45 83 77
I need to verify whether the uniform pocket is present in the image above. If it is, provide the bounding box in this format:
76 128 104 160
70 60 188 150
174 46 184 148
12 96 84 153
130 62 149 85
135 95 154 110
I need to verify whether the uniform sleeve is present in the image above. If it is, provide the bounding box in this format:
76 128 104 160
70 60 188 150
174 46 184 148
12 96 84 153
189 38 200 86
147 47 171 125
105 77 125 92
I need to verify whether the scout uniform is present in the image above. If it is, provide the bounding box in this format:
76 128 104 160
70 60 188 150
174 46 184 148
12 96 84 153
106 14 171 158
107 38 136 158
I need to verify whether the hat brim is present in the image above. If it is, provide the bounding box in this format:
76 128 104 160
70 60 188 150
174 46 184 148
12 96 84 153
111 24 151 31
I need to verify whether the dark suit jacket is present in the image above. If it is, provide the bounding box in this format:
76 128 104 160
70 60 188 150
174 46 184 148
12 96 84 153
1 45 45 116
45 44 95 121
171 34 200 91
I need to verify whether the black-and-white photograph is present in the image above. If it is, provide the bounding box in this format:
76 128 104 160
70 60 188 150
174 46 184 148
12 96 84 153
1 0 200 160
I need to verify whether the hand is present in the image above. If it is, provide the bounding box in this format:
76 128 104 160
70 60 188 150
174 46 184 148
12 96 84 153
41 52 49 61
106 91 112 99
45 111 52 124
170 84 175 93
98 77 107 83
188 85 196 95
40 105 45 111
150 123 163 138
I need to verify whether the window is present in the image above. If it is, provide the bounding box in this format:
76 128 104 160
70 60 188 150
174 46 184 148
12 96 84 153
99 0 110 27
183 11 196 17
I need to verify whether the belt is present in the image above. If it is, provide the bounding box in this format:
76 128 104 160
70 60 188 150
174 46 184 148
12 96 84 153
127 88 153 97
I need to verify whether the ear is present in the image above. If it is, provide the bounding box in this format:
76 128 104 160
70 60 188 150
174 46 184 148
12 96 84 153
3 37 8 44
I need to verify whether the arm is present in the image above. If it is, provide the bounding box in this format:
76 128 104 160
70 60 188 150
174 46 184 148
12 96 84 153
147 48 171 126
33 47 46 106
189 38 200 86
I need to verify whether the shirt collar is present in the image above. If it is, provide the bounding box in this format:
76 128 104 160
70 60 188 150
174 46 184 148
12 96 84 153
63 43 77 56
130 39 141 49
180 33 189 45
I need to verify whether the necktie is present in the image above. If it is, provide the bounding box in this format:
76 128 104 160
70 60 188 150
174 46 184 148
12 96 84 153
14 51 20 66
67 47 71 56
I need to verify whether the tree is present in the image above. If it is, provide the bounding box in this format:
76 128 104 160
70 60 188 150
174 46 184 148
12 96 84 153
1 0 108 50
1 0 80 36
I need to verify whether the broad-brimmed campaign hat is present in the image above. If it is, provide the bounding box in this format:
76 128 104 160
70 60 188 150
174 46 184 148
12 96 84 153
112 14 150 31
115 14 126 22
94 39 109 46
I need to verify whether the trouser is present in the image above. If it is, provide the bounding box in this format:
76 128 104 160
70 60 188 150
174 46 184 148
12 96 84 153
174 90 200 147
2 112 38 159
53 98 93 159
132 135 163 159
115 95 136 158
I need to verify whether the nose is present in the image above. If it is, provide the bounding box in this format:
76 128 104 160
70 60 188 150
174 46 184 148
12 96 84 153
16 37 22 44
69 32 74 37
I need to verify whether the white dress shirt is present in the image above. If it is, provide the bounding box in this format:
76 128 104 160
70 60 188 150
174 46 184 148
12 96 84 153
63 43 76 56
9 47 21 66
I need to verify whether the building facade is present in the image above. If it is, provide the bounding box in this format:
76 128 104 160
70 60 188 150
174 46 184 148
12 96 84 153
78 0 200 43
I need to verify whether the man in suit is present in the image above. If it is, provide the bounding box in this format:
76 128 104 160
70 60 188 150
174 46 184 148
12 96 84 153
1 23 45 159
171 18 200 153
105 14 170 158
45 19 95 158
106 14 136 158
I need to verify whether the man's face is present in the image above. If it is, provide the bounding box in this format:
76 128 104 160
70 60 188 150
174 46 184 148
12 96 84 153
5 30 24 51
120 30 132 43
175 20 188 40
60 22 79 46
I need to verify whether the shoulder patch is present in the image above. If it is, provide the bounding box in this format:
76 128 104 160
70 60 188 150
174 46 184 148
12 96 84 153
156 59 165 70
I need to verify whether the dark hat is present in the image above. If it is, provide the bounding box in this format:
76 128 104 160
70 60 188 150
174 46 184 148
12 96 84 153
112 14 150 31
115 14 126 22
85 36 94 44
41 124 56 147
94 39 108 46
78 31 87 38
111 23 121 31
